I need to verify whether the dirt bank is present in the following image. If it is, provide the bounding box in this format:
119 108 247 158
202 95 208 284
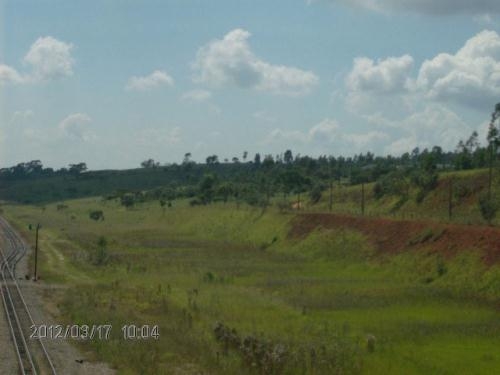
290 213 500 266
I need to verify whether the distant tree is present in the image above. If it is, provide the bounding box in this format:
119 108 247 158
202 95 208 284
68 162 87 175
183 153 192 164
26 160 43 174
455 131 480 170
284 149 293 164
199 174 217 203
487 102 500 199
243 151 248 162
232 157 239 163
262 155 274 169
141 159 159 168
254 153 261 166
217 182 234 203
206 155 219 165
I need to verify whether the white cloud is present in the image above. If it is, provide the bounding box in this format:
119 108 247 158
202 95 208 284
1 36 74 86
344 55 416 115
9 110 34 126
23 36 74 81
0 65 24 85
181 89 212 102
264 118 389 153
345 30 500 112
125 70 174 91
318 0 500 16
346 55 414 94
380 105 474 154
474 14 494 25
193 29 318 96
416 30 500 110
137 127 181 145
253 111 276 123
58 113 94 141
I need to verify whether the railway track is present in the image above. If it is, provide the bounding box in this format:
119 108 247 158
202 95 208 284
0 217 58 375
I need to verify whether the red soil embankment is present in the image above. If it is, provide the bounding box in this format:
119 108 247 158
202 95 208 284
290 213 500 266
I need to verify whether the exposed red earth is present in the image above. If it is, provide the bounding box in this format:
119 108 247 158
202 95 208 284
290 213 500 266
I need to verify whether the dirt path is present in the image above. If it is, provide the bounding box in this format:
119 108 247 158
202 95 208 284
0 222 115 375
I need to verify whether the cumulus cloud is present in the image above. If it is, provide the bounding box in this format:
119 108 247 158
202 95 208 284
125 70 174 91
0 36 74 86
416 30 500 110
375 105 474 154
317 0 500 16
0 65 24 85
23 36 74 81
345 55 415 114
346 55 414 94
346 30 500 112
181 89 212 102
264 118 389 153
193 29 318 96
58 113 94 141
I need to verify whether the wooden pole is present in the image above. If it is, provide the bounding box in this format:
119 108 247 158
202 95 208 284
329 180 333 212
488 143 493 201
361 182 365 216
448 178 453 221
34 223 40 281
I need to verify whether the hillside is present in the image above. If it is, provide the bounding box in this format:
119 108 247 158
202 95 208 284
307 169 500 226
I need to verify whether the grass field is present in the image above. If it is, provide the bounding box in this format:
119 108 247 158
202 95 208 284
2 196 500 374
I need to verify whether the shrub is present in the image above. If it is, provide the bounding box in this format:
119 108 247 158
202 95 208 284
120 193 135 208
93 236 109 266
478 194 497 224
309 184 324 204
89 210 104 221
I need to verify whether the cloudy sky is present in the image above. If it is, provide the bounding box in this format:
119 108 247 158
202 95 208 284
1 0 499 169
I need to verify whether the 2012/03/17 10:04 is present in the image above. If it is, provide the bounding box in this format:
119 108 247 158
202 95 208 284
121 324 160 340
29 324 160 340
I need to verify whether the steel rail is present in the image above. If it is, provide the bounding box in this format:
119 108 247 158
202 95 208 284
0 217 58 374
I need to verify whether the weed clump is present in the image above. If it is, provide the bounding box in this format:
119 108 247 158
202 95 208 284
91 236 109 266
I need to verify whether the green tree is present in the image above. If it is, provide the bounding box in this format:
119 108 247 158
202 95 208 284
487 103 500 199
199 173 217 203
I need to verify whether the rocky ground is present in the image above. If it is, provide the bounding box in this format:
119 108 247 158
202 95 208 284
0 224 115 375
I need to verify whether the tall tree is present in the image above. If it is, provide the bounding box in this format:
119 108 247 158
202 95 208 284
487 103 500 199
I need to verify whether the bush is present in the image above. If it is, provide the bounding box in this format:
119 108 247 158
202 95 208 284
309 184 324 204
93 236 109 266
120 193 135 208
478 194 497 224
373 171 408 200
89 210 104 221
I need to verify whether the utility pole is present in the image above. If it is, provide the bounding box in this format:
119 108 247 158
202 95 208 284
361 182 365 216
34 223 40 281
488 143 493 201
448 178 453 221
329 180 333 212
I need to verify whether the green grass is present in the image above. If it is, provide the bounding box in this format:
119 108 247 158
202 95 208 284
300 168 500 226
2 198 500 374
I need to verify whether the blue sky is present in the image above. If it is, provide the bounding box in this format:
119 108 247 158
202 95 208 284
1 0 500 169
